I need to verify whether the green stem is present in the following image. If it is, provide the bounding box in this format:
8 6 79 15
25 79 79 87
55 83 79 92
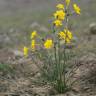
53 26 59 81
63 48 66 87
57 39 62 92
54 44 58 78
62 5 69 90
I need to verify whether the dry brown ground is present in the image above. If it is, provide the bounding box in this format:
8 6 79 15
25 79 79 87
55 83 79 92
0 45 96 96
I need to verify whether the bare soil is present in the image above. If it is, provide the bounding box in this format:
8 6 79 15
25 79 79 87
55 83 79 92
0 47 96 96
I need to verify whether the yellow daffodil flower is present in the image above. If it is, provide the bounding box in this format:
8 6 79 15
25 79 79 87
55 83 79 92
66 0 70 6
58 29 73 43
31 30 37 39
58 31 66 39
31 40 35 51
64 29 73 43
73 4 81 15
53 19 62 27
56 4 64 9
23 46 28 56
44 39 53 49
64 29 73 40
54 10 65 20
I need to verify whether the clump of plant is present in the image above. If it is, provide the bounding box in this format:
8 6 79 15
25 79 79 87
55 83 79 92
0 63 14 74
23 0 81 93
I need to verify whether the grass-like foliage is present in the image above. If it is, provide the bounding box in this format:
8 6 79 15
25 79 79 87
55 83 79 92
23 0 81 93
0 63 13 74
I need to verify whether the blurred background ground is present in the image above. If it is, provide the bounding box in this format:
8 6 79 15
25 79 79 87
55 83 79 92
0 0 96 48
0 0 96 96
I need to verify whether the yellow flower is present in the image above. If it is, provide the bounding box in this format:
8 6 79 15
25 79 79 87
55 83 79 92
58 29 73 43
44 39 53 49
56 4 64 9
31 30 37 39
23 46 28 56
31 40 35 51
58 31 66 39
73 4 81 15
53 19 62 27
66 0 70 6
54 10 65 20
65 38 71 43
64 29 73 40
